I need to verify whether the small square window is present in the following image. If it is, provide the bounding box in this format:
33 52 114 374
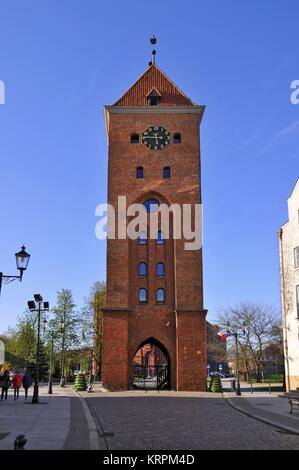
173 133 181 144
131 134 139 144
163 166 170 178
147 96 161 106
294 246 299 268
136 167 144 178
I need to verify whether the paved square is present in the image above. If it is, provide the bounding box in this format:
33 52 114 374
87 395 299 450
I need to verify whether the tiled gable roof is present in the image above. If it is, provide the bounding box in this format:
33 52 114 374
114 64 195 107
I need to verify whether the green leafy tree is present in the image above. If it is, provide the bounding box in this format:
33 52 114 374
80 281 106 379
50 289 80 384
5 313 37 369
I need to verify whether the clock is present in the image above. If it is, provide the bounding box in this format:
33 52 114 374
142 126 171 150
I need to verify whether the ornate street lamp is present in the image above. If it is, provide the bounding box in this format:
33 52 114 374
28 294 49 404
227 322 241 396
0 246 31 294
226 322 248 397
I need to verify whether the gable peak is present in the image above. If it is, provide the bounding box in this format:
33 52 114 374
113 64 196 107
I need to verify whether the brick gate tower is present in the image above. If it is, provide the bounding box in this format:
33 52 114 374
101 44 207 391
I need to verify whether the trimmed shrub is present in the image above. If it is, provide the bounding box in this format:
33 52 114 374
209 375 223 393
74 373 87 392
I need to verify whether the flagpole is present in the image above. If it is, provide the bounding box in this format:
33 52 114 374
225 323 241 396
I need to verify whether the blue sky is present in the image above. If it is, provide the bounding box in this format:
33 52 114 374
0 0 298 331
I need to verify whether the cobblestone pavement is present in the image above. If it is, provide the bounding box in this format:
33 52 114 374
86 396 299 450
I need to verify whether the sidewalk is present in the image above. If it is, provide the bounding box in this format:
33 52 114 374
226 395 299 435
79 384 223 398
0 385 95 450
221 380 299 435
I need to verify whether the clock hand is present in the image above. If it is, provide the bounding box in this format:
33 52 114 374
144 136 163 139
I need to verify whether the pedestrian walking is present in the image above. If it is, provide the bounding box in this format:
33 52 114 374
1 370 11 400
13 370 23 400
22 369 32 399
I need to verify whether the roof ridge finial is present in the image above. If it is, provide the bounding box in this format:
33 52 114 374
149 35 157 67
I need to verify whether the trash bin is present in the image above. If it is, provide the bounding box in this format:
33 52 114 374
230 379 236 391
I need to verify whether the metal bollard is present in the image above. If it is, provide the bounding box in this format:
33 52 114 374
250 382 253 394
269 383 271 395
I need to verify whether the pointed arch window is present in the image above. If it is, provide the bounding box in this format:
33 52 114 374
139 288 147 303
156 288 165 303
139 262 147 277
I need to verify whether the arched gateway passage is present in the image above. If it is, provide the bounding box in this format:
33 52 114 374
132 338 170 390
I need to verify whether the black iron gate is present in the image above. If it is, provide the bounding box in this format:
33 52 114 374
133 364 170 390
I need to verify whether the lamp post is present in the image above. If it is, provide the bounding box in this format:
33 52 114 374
42 318 54 395
234 333 241 396
227 322 242 396
60 318 66 387
0 246 30 295
28 295 49 404
48 329 54 394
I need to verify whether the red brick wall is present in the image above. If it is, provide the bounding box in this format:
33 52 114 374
102 311 129 390
176 310 207 391
102 108 207 391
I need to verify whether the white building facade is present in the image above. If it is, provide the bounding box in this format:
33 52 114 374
279 178 299 391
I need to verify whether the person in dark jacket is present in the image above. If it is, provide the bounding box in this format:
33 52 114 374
22 369 32 399
1 370 11 400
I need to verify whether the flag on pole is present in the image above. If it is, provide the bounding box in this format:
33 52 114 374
217 330 232 342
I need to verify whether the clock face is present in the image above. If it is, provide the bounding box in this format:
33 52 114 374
142 126 171 150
